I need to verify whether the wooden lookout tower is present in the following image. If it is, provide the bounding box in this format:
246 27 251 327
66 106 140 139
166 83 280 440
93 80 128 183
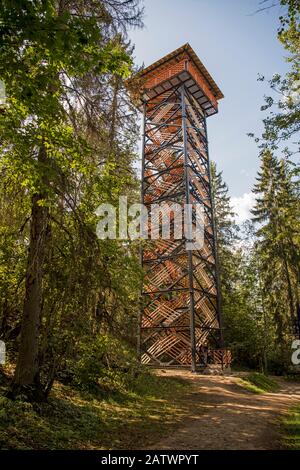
131 44 230 371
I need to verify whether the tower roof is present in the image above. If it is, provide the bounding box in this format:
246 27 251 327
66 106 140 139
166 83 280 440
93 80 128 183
139 43 224 101
128 43 223 115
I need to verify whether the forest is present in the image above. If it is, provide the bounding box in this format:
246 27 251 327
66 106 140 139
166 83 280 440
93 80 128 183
0 0 300 453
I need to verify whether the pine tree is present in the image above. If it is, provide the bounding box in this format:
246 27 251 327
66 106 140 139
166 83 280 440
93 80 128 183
211 163 273 371
211 162 237 295
252 151 300 354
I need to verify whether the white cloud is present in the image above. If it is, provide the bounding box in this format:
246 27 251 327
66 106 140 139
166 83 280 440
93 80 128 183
231 192 255 224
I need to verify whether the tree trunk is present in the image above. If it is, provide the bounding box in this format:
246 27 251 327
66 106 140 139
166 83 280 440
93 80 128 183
282 251 296 326
10 145 49 400
109 76 120 154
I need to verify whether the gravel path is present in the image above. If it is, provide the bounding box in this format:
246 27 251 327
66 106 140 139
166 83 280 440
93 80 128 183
150 370 300 450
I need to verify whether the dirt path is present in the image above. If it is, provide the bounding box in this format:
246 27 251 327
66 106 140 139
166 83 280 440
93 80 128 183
149 370 300 450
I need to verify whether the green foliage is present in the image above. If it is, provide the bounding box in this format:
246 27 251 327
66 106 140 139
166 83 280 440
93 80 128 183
252 153 300 351
70 334 143 393
248 2 300 364
211 165 270 370
0 0 134 201
282 404 300 449
239 372 280 394
278 0 300 37
226 0 300 374
0 0 143 397
0 372 188 450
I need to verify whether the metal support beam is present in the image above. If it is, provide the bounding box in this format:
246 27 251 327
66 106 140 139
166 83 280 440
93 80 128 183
139 80 224 367
181 86 197 372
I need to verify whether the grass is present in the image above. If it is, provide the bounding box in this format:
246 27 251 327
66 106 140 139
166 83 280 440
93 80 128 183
0 370 191 450
282 404 300 449
238 372 280 394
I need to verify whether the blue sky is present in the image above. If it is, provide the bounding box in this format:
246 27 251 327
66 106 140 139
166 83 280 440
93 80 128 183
129 0 289 222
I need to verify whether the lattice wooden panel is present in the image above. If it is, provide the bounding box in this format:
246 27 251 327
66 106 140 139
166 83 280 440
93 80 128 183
139 82 224 369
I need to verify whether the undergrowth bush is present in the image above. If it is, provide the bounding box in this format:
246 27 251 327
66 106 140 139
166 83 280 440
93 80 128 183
65 334 146 393
240 372 280 394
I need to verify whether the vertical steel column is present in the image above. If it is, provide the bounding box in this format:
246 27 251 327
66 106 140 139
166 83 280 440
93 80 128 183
181 86 197 372
138 102 147 360
204 117 224 347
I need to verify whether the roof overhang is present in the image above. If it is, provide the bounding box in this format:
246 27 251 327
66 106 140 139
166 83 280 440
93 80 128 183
127 43 224 116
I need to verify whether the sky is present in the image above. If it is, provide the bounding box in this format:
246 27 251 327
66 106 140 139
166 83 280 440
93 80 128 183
129 0 289 223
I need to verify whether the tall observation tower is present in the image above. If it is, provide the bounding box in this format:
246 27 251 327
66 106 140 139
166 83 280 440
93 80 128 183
131 44 230 371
